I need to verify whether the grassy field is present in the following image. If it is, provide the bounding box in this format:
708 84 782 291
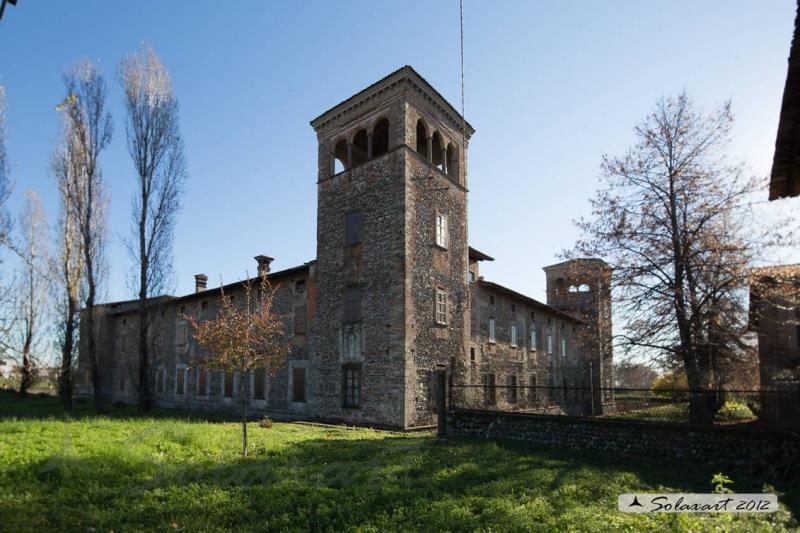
0 392 797 532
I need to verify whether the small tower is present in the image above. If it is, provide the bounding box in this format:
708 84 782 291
544 258 614 414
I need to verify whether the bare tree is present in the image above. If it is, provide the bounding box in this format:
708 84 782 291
51 116 85 409
186 276 289 456
16 191 50 397
118 44 186 413
569 93 792 425
58 60 112 413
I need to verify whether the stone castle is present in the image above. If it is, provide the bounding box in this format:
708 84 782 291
78 66 613 429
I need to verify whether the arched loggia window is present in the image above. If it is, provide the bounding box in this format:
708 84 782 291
372 118 389 157
333 139 348 174
446 142 459 180
431 132 444 172
416 119 428 157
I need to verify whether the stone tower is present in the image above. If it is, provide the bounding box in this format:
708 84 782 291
543 259 614 414
309 67 474 429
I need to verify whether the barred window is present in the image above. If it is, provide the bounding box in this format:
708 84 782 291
342 365 361 408
483 373 496 405
435 288 447 325
435 213 448 248
507 375 518 403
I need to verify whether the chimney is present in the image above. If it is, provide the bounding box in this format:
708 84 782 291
254 255 273 277
194 274 208 293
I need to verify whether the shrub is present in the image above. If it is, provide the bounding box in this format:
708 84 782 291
650 370 688 400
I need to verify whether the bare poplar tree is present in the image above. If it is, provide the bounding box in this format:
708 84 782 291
187 276 289 456
569 93 792 425
58 60 112 413
118 44 186 412
16 191 50 397
51 116 85 409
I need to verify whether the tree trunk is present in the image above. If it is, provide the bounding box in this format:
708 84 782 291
137 198 151 413
684 349 716 426
60 296 77 409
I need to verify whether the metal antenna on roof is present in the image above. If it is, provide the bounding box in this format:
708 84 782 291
459 0 467 151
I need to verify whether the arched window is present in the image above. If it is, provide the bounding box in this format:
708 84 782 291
578 284 591 293
416 119 428 157
333 139 348 174
431 131 444 171
555 278 566 295
446 142 459 179
352 129 368 167
372 118 389 158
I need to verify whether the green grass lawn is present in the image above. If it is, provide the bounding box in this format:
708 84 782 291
1 392 797 532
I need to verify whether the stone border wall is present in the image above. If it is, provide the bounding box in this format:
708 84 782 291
448 409 800 479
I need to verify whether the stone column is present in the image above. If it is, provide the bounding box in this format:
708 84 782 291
426 136 433 161
367 132 373 159
347 142 353 169
441 147 448 173
329 153 336 176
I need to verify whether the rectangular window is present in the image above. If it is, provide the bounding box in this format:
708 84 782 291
510 324 517 347
435 288 447 325
175 367 185 396
342 365 361 407
343 286 361 323
435 213 448 248
489 318 496 343
254 368 266 400
293 367 306 402
547 333 553 355
530 329 537 351
561 338 567 358
483 373 496 405
294 305 307 334
224 371 234 398
468 270 476 283
470 346 475 362
295 279 306 293
345 211 361 246
198 369 208 396
507 375 518 404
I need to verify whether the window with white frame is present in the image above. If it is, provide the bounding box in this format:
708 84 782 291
489 318 496 343
561 338 567 358
435 288 447 325
510 324 517 347
547 333 553 354
435 213 448 248
530 328 537 351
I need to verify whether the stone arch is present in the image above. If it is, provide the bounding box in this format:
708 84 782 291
352 129 368 167
372 117 389 158
415 119 428 157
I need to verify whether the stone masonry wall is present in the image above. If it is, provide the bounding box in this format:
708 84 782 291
450 409 800 479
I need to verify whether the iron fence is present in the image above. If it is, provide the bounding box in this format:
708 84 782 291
448 383 800 428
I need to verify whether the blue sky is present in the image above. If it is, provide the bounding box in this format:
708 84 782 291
0 0 796 303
